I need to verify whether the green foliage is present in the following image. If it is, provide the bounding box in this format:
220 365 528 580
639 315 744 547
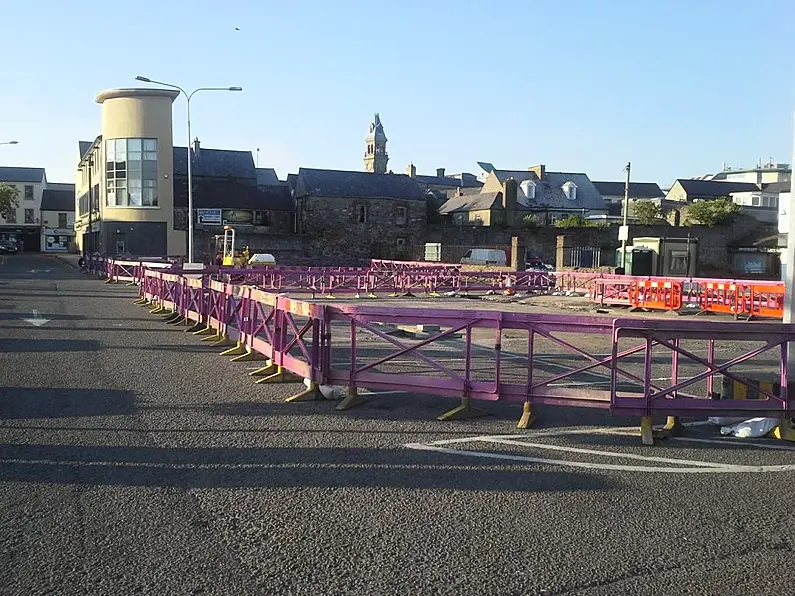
522 214 542 229
685 198 740 227
555 214 592 229
0 183 19 220
632 200 661 225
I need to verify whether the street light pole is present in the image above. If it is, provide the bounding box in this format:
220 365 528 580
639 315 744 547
135 76 242 264
621 161 631 272
0 141 19 146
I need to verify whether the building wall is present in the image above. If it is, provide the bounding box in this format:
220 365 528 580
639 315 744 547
0 178 45 227
665 181 688 202
90 88 185 256
40 209 75 252
297 196 427 263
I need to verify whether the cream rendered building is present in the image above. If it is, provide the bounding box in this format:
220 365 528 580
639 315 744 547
75 88 186 256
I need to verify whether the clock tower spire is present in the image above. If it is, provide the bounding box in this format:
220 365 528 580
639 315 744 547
364 113 388 174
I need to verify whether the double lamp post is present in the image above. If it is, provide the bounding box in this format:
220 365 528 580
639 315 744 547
135 76 242 264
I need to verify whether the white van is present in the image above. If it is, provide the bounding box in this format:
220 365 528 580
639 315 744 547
460 248 507 266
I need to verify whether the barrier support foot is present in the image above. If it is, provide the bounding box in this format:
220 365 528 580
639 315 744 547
286 381 321 402
249 362 276 377
210 335 233 348
220 341 247 356
162 312 181 324
254 366 301 384
438 397 488 421
201 331 224 342
654 416 683 439
104 278 115 284
336 387 368 410
640 416 654 446
193 325 215 336
185 322 205 333
149 305 165 314
231 349 266 362
516 401 536 429
770 419 795 442
133 297 148 305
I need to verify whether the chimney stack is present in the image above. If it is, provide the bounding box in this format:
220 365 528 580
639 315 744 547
192 137 201 156
503 178 518 212
528 164 545 180
406 163 416 178
436 167 445 178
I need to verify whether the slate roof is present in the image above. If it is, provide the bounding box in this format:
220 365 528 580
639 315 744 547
40 189 75 212
439 192 503 214
173 177 294 211
294 168 425 201
284 173 298 191
592 181 664 199
0 166 45 183
173 147 256 179
675 179 759 197
477 161 495 174
79 141 93 160
256 168 280 186
492 169 608 211
414 174 484 189
762 181 791 194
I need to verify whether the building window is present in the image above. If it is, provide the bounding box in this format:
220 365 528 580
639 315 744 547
752 196 760 206
396 237 407 251
24 208 34 224
254 210 272 226
357 205 367 223
5 209 16 223
562 182 577 200
106 138 158 207
24 185 34 201
58 213 68 228
396 206 407 225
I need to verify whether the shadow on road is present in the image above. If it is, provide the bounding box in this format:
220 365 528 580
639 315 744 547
0 339 101 353
0 387 136 419
0 442 618 492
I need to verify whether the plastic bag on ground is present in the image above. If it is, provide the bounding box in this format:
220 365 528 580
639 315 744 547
719 417 779 438
708 416 748 426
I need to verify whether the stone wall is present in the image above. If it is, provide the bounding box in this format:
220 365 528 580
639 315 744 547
297 196 427 265
419 215 775 274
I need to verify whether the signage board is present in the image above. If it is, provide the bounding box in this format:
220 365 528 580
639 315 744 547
197 209 222 225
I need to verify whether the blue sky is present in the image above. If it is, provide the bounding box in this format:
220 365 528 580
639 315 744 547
1 0 793 186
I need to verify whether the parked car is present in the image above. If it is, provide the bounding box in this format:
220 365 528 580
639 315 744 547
460 248 507 266
0 240 18 254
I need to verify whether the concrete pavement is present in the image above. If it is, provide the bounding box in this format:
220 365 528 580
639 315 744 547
2 253 795 595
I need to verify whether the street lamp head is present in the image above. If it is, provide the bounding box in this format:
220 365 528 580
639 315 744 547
135 75 152 83
8 141 18 145
228 87 243 91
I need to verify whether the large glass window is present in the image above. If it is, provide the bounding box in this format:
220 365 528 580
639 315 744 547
106 138 158 207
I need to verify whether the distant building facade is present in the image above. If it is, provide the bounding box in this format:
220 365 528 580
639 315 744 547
363 114 388 174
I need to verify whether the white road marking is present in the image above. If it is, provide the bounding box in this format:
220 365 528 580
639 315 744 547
23 309 51 327
406 424 795 473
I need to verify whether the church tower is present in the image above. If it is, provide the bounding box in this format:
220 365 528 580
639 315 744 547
364 113 388 173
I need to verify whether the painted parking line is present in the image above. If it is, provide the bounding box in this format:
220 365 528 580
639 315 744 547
405 425 795 474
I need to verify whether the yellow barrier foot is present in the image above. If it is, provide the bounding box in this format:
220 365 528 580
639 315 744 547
367 293 377 299
388 292 399 298
231 349 266 362
162 313 181 323
220 342 247 356
354 293 361 299
438 397 488 421
133 297 148 305
325 294 336 299
166 316 185 325
254 366 302 384
185 322 205 333
137 300 153 308
516 402 536 429
653 416 683 439
201 331 224 342
769 419 795 442
640 416 654 446
286 381 321 403
336 387 369 411
193 325 215 336
104 278 115 284
249 362 276 376
149 305 165 314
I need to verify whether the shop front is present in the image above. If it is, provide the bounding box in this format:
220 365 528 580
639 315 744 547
42 228 75 252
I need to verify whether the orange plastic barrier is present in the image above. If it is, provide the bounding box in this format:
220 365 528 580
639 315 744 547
629 281 683 311
699 283 741 316
741 284 785 319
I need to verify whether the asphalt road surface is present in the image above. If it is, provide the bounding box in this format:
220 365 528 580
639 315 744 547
2 253 795 596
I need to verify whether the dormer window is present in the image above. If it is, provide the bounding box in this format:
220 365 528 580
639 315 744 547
520 180 536 200
562 181 577 200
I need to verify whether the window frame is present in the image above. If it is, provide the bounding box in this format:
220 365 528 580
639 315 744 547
357 204 367 224
24 208 34 224
105 138 159 208
24 185 34 201
58 213 68 228
396 206 407 225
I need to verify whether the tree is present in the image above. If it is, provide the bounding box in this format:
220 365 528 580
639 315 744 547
632 200 661 225
522 214 542 229
555 214 592 228
686 198 740 227
0 183 19 220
